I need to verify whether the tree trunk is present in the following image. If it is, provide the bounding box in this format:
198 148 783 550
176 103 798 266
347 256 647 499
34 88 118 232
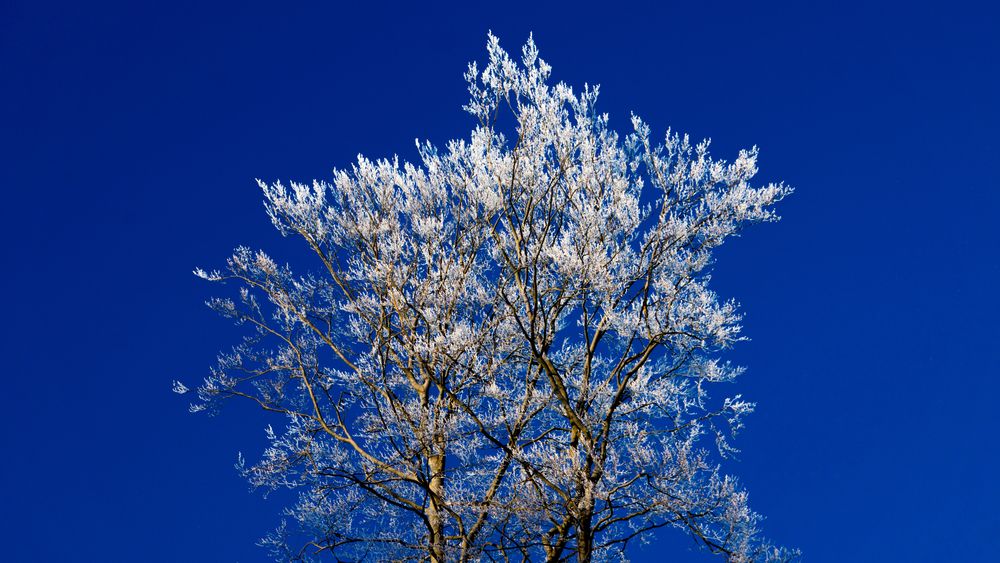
577 514 594 563
428 453 446 563
576 483 596 563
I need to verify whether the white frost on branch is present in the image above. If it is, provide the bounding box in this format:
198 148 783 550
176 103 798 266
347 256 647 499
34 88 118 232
189 33 797 563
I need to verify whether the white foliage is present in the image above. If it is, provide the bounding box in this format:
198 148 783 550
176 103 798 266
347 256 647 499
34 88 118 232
192 33 796 563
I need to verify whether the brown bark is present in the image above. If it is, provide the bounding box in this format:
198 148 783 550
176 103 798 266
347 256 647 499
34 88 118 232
427 453 446 563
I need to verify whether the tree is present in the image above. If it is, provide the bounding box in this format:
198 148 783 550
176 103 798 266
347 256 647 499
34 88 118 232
180 34 797 562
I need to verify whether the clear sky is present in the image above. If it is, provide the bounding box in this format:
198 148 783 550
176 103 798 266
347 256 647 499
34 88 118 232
2 1 998 561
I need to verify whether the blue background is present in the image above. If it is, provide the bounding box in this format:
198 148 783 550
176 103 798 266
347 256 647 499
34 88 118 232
2 1 997 561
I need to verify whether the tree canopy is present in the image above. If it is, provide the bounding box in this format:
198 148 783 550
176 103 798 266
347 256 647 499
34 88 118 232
182 34 796 562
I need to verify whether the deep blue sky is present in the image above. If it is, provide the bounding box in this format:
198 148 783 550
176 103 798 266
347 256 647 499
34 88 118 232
2 1 998 561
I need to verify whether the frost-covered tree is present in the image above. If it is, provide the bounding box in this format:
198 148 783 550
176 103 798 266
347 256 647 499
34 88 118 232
181 34 796 562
